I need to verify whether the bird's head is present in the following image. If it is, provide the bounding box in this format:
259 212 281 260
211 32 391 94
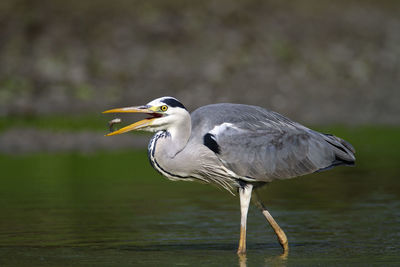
103 96 189 136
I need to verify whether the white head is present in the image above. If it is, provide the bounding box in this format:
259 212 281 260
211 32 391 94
103 96 190 136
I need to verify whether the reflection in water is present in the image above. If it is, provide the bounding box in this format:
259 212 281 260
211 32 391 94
238 254 247 267
265 250 289 267
238 251 288 267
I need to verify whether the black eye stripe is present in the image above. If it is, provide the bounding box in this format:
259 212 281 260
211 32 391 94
161 98 187 110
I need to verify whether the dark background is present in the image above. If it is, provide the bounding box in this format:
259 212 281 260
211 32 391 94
1 0 399 125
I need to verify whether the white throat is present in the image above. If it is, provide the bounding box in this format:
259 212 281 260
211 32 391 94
162 113 191 158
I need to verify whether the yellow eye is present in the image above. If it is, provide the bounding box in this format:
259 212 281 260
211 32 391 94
160 105 168 112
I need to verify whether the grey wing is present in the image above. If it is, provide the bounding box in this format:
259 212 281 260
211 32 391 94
191 103 355 182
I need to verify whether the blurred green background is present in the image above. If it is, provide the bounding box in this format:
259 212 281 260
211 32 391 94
0 0 399 266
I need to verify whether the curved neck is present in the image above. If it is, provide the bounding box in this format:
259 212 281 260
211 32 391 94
149 110 192 159
148 113 192 179
161 114 191 158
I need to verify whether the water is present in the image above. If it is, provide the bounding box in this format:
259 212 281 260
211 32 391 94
0 129 399 266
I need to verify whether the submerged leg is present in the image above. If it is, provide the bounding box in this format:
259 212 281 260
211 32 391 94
237 183 253 255
254 191 289 253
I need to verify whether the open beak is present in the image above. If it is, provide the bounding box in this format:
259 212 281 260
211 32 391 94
102 106 160 136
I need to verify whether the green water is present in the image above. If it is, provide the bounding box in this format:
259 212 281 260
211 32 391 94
0 127 400 266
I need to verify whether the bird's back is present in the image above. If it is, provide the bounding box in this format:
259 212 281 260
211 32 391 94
189 103 355 182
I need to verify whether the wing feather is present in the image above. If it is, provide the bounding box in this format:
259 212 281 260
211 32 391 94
191 103 355 182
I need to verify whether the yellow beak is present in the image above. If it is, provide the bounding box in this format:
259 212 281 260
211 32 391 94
102 106 159 136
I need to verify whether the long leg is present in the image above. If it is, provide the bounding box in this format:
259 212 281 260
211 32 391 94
254 190 289 253
237 183 253 255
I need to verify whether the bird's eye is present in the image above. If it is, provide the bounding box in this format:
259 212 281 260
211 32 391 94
160 105 168 112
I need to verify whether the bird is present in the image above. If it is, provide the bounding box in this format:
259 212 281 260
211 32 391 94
103 96 355 255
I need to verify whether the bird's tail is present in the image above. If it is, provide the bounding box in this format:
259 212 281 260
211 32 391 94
323 133 356 167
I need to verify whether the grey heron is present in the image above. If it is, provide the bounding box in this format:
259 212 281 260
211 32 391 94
103 96 355 254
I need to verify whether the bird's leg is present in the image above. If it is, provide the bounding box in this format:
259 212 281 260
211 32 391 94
237 183 253 255
254 190 289 253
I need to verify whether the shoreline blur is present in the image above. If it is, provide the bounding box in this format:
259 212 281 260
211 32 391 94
1 0 399 124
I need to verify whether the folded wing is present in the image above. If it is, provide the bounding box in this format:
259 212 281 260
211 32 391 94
194 104 355 182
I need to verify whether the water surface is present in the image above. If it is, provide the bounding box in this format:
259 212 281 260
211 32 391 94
0 127 399 266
